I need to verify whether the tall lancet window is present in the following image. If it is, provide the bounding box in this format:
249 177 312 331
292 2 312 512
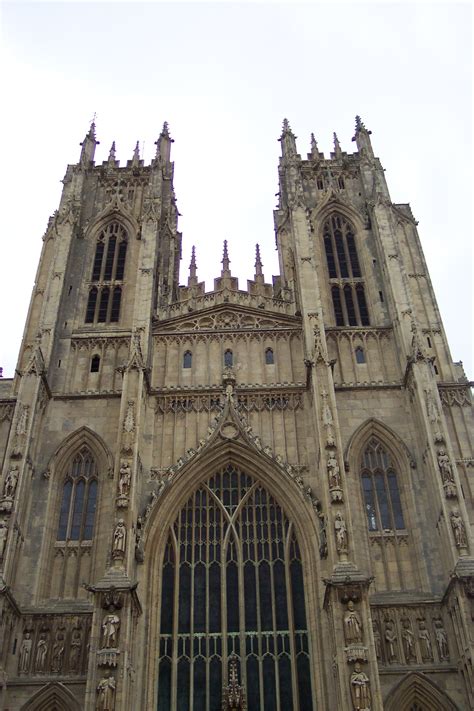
85 221 127 324
157 466 314 711
360 439 405 532
323 213 370 326
57 447 98 542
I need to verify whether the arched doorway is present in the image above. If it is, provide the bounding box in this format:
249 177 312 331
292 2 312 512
155 464 315 711
384 672 459 711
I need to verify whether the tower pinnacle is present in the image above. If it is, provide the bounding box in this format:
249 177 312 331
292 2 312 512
333 132 342 158
188 245 198 285
221 240 231 276
352 115 374 158
79 119 99 165
279 118 298 158
155 121 174 163
254 243 263 279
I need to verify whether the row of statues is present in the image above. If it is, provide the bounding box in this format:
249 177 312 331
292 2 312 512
18 626 84 674
372 616 449 663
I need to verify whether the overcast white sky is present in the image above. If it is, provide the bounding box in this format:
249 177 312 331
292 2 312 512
0 1 472 379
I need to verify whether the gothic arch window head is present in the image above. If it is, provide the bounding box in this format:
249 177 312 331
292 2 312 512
183 350 192 369
360 438 405 531
156 466 315 711
85 222 127 324
57 447 98 542
265 347 274 365
355 346 365 364
224 349 233 367
90 354 101 372
323 213 370 327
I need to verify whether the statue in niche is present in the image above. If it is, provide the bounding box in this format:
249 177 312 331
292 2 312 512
35 635 48 672
450 509 467 548
344 601 363 645
102 613 120 649
97 675 116 711
18 632 33 672
437 449 454 484
334 512 348 553
51 630 65 673
434 619 449 660
321 390 333 427
401 618 416 662
4 464 19 498
118 461 132 497
0 519 8 559
112 519 127 555
350 663 371 711
417 620 433 661
425 387 439 424
372 621 382 660
327 453 341 489
384 620 398 663
69 627 82 672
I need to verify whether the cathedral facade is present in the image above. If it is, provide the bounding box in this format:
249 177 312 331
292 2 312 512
0 118 472 711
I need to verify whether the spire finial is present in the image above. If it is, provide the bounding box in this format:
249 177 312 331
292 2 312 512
188 245 197 284
311 133 318 152
280 118 295 139
355 115 371 134
254 243 263 278
133 141 140 160
352 115 374 157
108 141 116 162
221 240 231 275
333 132 342 157
161 121 170 138
154 121 174 163
79 116 99 165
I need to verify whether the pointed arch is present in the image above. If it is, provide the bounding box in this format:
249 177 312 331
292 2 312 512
47 425 113 481
384 672 460 711
84 205 140 242
21 682 82 711
311 197 366 236
345 418 415 471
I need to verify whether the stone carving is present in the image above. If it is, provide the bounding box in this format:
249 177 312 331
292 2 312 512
35 634 48 672
0 519 8 560
122 400 135 454
417 619 433 661
118 461 132 497
425 388 440 424
334 512 348 553
69 627 83 672
3 464 19 498
112 519 127 559
51 629 65 673
434 619 449 660
102 613 120 649
450 509 467 548
384 620 398 663
436 449 457 498
344 601 363 645
328 452 343 502
222 654 246 710
135 516 144 562
18 632 33 672
321 389 333 427
97 675 116 710
350 663 371 711
372 621 382 660
401 618 416 662
10 404 29 458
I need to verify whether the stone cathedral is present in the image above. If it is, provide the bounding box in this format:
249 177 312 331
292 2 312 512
0 117 472 711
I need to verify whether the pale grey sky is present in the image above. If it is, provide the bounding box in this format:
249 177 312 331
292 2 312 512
0 1 472 377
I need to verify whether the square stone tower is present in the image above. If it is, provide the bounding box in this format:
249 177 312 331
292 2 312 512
0 118 472 711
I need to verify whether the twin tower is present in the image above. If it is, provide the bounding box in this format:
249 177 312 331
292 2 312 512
0 118 472 710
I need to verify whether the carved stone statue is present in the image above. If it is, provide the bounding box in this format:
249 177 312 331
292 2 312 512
417 620 433 661
97 675 116 710
344 602 363 645
372 622 382 660
18 632 32 672
0 519 8 559
51 630 65 673
334 512 348 553
4 465 19 498
112 519 127 555
118 462 131 497
434 619 449 660
350 663 371 710
437 449 454 484
35 635 48 672
450 509 467 548
327 453 341 489
384 620 398 663
401 619 416 662
102 613 120 649
69 628 82 672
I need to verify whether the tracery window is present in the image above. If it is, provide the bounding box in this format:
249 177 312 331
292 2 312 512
157 466 314 711
57 447 98 542
183 351 192 369
323 214 370 326
85 222 127 324
224 349 233 367
360 439 405 532
265 347 274 365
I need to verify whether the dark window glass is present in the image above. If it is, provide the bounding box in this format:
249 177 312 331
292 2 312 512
103 236 116 280
375 473 390 529
362 474 377 530
115 241 127 280
70 480 85 540
324 234 337 278
56 449 98 543
83 479 97 539
346 233 361 277
344 285 357 326
356 285 370 325
338 177 345 189
110 287 121 322
224 349 233 367
183 351 192 368
157 658 172 711
90 354 100 372
57 481 73 540
85 288 98 323
335 231 349 277
265 348 274 365
362 440 405 533
355 347 365 364
92 242 104 280
388 471 405 529
97 287 110 322
332 286 344 326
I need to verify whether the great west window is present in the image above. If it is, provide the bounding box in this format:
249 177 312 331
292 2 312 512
156 466 314 711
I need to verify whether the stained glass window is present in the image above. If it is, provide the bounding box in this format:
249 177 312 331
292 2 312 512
157 466 314 711
85 222 127 324
57 448 98 541
361 439 405 531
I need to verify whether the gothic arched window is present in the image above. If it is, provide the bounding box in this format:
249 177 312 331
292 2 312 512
265 347 274 365
323 214 370 326
57 447 98 542
85 222 127 324
360 439 405 532
157 466 315 711
224 349 233 367
90 354 101 372
183 350 192 369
